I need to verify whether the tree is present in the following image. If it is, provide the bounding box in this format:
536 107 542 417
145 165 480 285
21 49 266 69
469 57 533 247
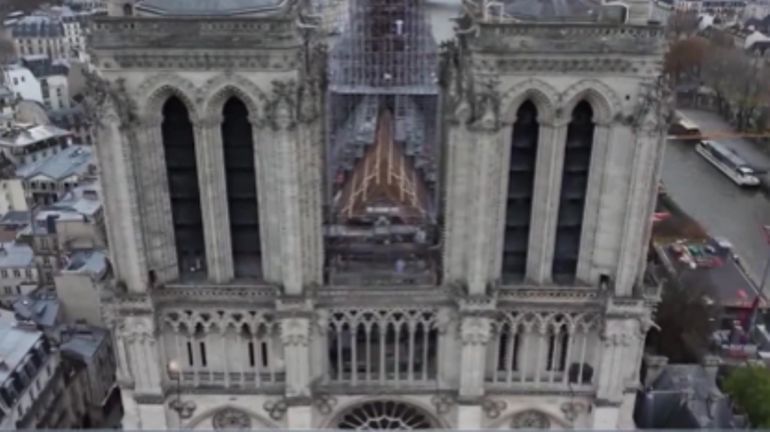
667 11 699 38
663 37 709 86
646 273 714 363
724 366 770 427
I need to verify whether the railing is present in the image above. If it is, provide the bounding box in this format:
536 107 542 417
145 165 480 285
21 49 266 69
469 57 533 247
325 308 440 388
178 371 285 391
484 310 601 393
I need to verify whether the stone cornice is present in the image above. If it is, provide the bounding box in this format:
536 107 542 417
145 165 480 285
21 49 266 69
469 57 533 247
106 52 301 72
467 22 665 56
90 17 302 51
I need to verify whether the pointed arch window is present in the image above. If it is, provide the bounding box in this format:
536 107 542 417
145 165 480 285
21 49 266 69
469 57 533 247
553 101 594 284
502 101 539 283
221 97 261 279
161 96 206 277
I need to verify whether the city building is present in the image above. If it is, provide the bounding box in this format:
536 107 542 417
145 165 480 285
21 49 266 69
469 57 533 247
0 241 38 300
0 298 120 428
0 179 29 216
91 0 667 429
16 145 95 206
2 65 43 103
22 56 71 111
635 354 747 428
54 249 109 327
0 312 64 429
58 325 122 427
11 16 67 61
0 122 72 167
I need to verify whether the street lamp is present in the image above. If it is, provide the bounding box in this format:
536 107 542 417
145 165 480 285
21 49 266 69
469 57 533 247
167 360 195 420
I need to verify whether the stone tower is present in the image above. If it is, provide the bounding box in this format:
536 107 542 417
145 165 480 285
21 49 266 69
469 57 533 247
90 0 666 429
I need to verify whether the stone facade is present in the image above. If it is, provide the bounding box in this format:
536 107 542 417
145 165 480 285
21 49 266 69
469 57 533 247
90 0 666 429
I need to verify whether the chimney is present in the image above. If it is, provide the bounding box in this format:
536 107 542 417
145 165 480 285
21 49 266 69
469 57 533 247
643 354 669 387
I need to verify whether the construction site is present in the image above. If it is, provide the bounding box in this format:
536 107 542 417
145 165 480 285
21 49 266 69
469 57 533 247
324 0 441 286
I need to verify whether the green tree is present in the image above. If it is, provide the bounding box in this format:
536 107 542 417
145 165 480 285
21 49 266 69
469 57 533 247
646 272 714 363
724 366 770 428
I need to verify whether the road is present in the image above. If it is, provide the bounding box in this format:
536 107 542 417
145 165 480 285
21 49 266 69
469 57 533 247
662 109 770 283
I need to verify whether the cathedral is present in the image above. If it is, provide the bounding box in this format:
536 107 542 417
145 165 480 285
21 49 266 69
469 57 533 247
89 0 667 429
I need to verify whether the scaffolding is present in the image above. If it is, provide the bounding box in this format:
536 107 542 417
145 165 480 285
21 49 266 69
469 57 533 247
327 0 440 215
325 0 441 285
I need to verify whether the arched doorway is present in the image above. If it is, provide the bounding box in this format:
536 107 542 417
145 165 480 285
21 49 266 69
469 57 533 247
334 400 438 430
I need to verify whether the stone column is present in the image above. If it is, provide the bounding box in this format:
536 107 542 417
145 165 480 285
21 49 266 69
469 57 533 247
193 115 234 283
442 120 472 283
274 120 303 295
466 122 504 295
94 101 148 292
251 116 281 282
527 119 569 284
576 123 613 283
458 315 492 397
615 126 661 296
136 115 177 283
123 314 164 397
280 316 312 398
455 311 492 431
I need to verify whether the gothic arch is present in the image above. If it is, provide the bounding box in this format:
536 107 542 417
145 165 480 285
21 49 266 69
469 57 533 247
185 404 279 430
326 398 446 429
199 73 267 121
560 79 622 125
137 73 200 121
502 79 559 124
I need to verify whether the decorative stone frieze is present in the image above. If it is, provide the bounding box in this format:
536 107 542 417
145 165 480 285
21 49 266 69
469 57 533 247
470 23 664 55
212 408 252 430
263 397 289 421
460 316 493 345
481 397 507 419
511 410 550 429
431 393 456 414
113 54 300 71
496 58 635 74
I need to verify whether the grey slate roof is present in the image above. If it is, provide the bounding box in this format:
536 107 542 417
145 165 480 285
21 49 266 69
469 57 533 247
11 16 65 38
16 145 93 181
63 249 108 277
503 0 602 21
0 242 34 268
636 364 743 429
21 57 69 79
60 326 108 361
136 0 284 16
0 312 43 385
12 292 61 329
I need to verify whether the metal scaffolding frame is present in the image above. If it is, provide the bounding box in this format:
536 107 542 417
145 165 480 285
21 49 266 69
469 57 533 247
324 0 442 285
326 0 440 217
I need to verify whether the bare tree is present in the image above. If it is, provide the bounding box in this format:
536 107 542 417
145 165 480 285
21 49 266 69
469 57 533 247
663 36 709 85
667 11 699 39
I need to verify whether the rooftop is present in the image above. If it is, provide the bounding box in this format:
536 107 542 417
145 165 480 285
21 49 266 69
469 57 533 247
0 242 34 268
135 0 284 16
21 57 70 79
11 15 64 38
0 211 31 227
0 312 43 385
59 326 108 361
12 291 60 329
62 249 108 277
16 145 93 182
0 123 71 149
502 0 602 21
49 180 101 217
